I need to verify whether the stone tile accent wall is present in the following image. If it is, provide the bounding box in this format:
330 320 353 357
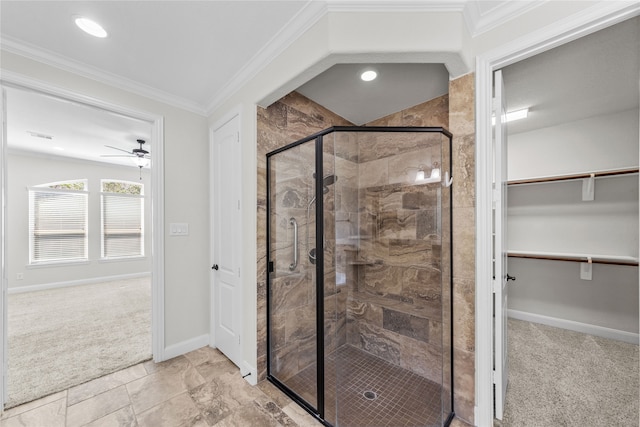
256 92 353 382
257 78 476 426
340 134 449 385
365 77 476 425
449 73 476 425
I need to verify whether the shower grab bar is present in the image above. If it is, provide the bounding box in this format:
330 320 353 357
289 218 298 270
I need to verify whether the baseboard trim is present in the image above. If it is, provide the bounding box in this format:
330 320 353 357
8 272 151 294
162 334 211 361
508 309 639 344
241 361 258 386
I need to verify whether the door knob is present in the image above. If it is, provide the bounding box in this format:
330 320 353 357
212 264 219 270
506 274 516 281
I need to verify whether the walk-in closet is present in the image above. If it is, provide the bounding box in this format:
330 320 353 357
498 16 639 426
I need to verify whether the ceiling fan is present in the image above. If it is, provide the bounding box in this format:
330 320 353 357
101 139 150 179
102 139 150 162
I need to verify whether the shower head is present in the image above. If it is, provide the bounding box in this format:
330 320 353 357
322 174 337 187
313 173 338 193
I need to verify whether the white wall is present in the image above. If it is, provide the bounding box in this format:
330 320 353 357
1 50 211 348
507 109 639 337
7 151 151 289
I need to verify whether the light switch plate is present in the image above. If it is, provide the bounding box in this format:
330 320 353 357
170 223 189 236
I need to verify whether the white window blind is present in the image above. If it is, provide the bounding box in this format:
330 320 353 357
101 181 144 258
29 187 88 264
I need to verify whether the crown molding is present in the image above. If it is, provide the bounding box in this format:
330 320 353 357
205 0 474 115
325 0 467 13
204 0 328 115
462 0 548 37
1 36 207 116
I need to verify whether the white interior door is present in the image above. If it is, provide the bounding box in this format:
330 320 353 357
493 69 509 420
210 114 242 367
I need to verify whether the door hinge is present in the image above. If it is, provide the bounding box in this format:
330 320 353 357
492 370 496 384
492 280 498 293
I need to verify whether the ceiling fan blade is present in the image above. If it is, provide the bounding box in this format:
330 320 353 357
104 145 132 154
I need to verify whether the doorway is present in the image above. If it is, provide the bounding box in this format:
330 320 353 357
0 81 164 408
477 11 638 424
497 16 639 425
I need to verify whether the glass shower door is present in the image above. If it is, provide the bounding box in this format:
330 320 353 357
266 139 319 412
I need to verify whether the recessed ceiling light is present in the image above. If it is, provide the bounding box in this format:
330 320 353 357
492 108 529 125
360 70 377 82
74 16 108 38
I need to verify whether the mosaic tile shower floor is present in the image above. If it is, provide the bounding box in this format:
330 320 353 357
283 345 447 427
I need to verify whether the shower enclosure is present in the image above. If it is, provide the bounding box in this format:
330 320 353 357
266 127 453 427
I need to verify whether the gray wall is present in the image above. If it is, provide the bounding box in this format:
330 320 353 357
507 108 639 335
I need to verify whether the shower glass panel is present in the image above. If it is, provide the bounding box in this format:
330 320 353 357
267 138 319 411
267 127 453 427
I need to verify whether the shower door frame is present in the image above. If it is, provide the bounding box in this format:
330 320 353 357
266 126 454 427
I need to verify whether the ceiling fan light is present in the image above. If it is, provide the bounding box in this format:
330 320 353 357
132 156 149 168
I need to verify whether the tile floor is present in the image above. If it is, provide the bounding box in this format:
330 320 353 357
0 346 472 427
284 346 445 426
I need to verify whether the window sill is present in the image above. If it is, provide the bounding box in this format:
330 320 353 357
27 260 90 269
99 256 147 263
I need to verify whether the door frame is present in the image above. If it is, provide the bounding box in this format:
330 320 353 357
474 3 640 425
0 71 166 407
209 107 244 369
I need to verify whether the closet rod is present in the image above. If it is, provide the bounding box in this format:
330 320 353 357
508 167 639 186
508 252 639 266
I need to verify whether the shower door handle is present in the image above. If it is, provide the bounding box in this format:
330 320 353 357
289 218 298 271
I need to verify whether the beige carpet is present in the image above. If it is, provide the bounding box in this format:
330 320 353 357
497 318 639 427
7 277 152 408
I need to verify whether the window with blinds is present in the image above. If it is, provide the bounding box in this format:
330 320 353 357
28 180 88 264
101 180 144 259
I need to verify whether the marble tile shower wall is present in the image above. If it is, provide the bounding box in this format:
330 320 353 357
337 135 447 385
257 92 353 382
258 80 476 425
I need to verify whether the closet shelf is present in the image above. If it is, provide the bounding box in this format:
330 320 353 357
508 167 639 186
508 250 639 266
